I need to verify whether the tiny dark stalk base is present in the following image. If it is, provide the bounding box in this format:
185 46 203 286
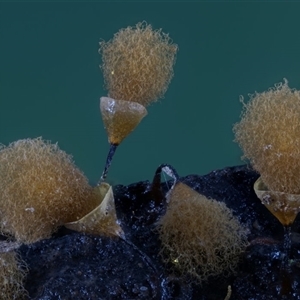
280 225 292 296
98 143 118 185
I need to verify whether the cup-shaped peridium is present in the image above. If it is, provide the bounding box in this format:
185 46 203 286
254 177 300 226
100 97 148 145
65 182 123 237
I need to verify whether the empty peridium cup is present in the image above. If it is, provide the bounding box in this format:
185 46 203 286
99 97 148 181
254 177 300 226
65 182 123 237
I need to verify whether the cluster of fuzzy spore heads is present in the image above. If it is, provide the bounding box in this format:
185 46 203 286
99 21 178 106
233 79 300 194
0 137 98 244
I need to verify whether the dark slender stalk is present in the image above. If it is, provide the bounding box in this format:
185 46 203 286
280 225 292 296
98 143 118 185
282 225 292 271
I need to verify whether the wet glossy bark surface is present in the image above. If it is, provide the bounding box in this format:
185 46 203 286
16 165 300 299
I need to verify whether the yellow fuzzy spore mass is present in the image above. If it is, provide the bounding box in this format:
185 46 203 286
99 21 178 106
234 79 300 194
0 137 98 243
0 251 27 300
156 182 247 283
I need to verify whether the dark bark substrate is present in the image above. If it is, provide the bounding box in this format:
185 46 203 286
16 165 300 299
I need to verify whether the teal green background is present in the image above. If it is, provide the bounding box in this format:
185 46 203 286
1 2 300 185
